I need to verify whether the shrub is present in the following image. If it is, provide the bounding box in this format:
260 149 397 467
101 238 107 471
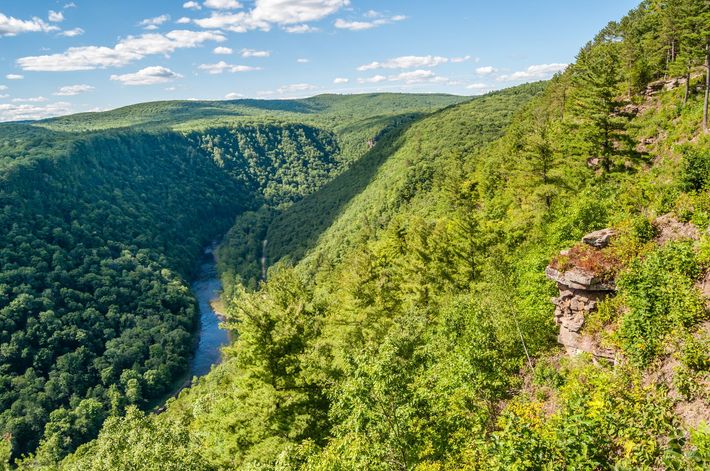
616 242 707 366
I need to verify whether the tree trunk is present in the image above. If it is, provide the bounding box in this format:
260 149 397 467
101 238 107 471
683 68 690 107
705 39 710 133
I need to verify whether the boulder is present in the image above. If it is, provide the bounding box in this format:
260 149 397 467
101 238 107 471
582 228 616 248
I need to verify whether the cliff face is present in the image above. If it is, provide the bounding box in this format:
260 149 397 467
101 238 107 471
546 230 617 361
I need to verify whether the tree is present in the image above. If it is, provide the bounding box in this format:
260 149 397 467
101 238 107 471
570 36 626 171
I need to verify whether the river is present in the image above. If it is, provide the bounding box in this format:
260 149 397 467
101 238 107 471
188 245 230 377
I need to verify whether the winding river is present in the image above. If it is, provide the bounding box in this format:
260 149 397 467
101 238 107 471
189 245 230 378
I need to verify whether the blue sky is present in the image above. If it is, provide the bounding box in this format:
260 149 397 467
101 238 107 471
0 0 640 122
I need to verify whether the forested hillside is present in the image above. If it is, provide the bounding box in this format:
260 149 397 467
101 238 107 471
0 94 461 463
46 1 710 470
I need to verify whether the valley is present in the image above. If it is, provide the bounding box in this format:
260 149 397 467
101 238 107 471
0 1 709 470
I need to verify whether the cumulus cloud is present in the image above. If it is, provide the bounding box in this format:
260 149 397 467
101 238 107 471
176 17 191 24
0 12 59 36
0 85 7 90
139 15 170 30
333 77 348 84
334 14 405 31
214 46 233 54
357 74 386 84
466 83 488 89
12 96 48 103
296 58 309 63
198 61 260 74
183 1 202 10
110 66 183 85
204 0 243 9
451 56 472 63
225 92 244 99
241 48 270 57
194 0 349 33
17 30 225 71
54 84 95 96
277 82 316 93
283 24 317 33
475 66 497 75
48 10 65 22
497 63 568 81
357 69 448 85
357 55 450 71
64 3 77 8
59 27 84 37
0 101 73 122
392 69 445 84
6 74 23 80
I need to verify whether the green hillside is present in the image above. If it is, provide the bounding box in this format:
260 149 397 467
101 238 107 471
0 94 462 462
1 1 709 469
43 1 710 470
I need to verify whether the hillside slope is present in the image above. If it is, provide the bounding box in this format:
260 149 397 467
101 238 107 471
0 94 461 461
50 1 710 470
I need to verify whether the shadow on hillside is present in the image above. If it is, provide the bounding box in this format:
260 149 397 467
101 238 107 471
263 117 417 265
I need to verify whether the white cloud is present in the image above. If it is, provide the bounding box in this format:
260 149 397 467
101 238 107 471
277 83 316 93
390 69 447 84
110 66 183 85
64 3 77 9
214 46 233 54
451 55 471 63
357 70 447 85
0 13 59 36
497 63 568 81
195 0 349 33
204 0 243 9
475 66 497 75
59 27 84 37
17 30 225 71
334 14 405 31
139 15 170 30
183 1 202 10
283 24 317 33
333 77 348 84
296 58 309 63
466 83 488 89
48 11 65 22
54 84 95 96
225 92 243 99
241 48 270 57
176 17 192 24
198 61 260 74
357 55 450 71
0 101 73 122
0 85 7 90
12 96 48 103
6 74 23 80
357 74 386 84
0 94 8 99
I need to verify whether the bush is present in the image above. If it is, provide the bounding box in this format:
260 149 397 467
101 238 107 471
616 242 707 366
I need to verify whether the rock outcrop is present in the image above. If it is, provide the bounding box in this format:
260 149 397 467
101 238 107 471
546 231 618 361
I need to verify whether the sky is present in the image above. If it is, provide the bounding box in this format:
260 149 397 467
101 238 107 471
0 0 641 122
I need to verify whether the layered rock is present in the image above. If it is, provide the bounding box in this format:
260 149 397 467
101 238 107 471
546 231 617 360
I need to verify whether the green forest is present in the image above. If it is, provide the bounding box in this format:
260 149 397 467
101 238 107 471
1 0 710 469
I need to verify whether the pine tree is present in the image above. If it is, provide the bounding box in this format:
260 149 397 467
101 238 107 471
570 34 625 171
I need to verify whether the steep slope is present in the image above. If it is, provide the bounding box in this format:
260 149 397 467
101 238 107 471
51 2 710 470
52 82 546 470
0 94 463 461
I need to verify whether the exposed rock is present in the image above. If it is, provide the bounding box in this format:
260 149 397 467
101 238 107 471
582 228 616 249
546 230 617 361
654 213 701 244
